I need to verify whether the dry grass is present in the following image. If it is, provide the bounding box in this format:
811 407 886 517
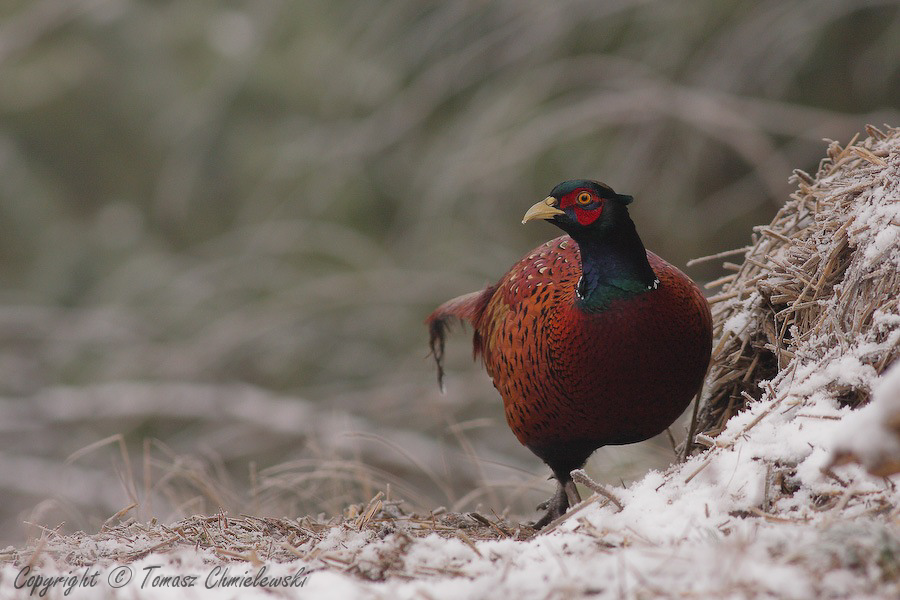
2 493 534 581
695 124 900 438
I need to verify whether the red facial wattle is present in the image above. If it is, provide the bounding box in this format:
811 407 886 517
575 205 603 226
560 189 603 226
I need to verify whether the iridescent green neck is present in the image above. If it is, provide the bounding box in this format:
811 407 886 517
572 220 658 312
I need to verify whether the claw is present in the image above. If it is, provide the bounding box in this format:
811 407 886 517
531 481 570 528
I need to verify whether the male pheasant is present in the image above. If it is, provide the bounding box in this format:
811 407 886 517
427 180 712 527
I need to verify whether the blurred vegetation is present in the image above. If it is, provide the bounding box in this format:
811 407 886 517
0 0 898 542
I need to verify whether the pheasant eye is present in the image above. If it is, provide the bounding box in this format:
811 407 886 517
576 191 592 206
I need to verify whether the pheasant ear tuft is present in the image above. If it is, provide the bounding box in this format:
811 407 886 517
615 194 634 205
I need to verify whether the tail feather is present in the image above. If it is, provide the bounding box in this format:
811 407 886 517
425 288 494 391
427 315 451 392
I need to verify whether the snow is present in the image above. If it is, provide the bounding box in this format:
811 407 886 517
856 186 900 266
829 360 900 475
2 130 899 598
721 293 758 340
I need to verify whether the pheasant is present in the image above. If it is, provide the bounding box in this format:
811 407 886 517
427 180 712 527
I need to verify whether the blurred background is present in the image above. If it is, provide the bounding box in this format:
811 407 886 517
1 0 898 545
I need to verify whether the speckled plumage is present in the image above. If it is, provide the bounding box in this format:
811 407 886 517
427 181 712 526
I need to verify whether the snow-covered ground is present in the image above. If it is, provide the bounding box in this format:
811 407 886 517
6 366 896 599
1 128 898 598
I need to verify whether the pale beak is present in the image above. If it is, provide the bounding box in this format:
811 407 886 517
522 196 565 224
